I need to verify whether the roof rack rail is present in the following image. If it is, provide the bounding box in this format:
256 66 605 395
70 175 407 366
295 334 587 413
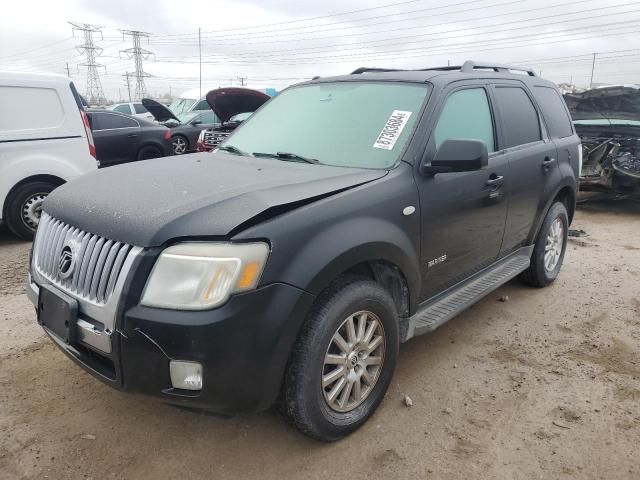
350 67 405 75
350 61 536 77
460 60 536 76
420 60 536 76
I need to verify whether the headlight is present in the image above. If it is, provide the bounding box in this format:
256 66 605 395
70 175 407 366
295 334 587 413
141 242 269 310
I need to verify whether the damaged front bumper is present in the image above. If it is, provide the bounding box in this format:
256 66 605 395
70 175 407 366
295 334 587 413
28 270 315 414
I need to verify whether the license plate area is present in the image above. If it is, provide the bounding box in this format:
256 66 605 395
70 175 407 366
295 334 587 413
38 285 78 344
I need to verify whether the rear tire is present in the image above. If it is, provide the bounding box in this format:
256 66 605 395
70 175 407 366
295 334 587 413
283 277 399 441
520 202 569 287
5 181 58 240
137 145 163 161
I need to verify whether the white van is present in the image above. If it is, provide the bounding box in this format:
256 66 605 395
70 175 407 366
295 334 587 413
0 72 98 239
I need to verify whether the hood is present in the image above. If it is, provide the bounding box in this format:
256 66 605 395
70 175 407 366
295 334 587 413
565 86 640 123
206 88 270 123
142 98 181 123
44 154 387 247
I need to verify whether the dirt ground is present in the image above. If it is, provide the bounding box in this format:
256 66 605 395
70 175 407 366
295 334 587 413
1 199 639 480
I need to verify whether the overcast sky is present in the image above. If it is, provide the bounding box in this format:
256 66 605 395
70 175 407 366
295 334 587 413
2 0 639 101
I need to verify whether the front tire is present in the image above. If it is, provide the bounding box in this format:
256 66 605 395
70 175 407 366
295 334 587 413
520 202 569 287
284 277 399 441
171 135 188 155
5 181 58 240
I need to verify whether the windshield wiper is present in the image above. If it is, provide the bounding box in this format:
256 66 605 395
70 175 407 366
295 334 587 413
217 144 251 156
253 151 321 164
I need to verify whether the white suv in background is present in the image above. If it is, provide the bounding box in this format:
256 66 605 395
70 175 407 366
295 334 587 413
108 102 154 121
0 71 98 239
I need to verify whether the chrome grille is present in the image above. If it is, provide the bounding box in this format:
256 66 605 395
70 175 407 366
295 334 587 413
203 129 231 148
33 213 135 305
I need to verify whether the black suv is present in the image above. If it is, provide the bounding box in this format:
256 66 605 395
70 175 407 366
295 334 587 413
28 61 579 441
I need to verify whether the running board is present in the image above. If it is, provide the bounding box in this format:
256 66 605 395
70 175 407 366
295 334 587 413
401 246 533 342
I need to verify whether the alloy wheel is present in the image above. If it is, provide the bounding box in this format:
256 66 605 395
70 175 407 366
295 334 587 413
321 310 386 413
172 136 187 154
544 218 564 272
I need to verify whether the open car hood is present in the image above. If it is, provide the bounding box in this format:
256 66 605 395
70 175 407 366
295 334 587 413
565 86 640 123
206 88 270 123
142 98 181 123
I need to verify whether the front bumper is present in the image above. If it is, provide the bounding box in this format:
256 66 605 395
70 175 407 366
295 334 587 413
28 277 315 414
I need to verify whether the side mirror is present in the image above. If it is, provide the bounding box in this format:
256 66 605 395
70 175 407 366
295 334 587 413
422 139 488 175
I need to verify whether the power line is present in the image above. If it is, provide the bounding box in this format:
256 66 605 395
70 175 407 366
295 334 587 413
0 37 74 59
152 18 640 66
120 29 153 100
151 0 510 44
69 22 107 105
152 0 430 37
156 3 640 60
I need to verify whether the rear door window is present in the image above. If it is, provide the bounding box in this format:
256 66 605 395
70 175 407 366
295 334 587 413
434 88 495 152
493 87 542 148
533 86 574 138
92 112 138 130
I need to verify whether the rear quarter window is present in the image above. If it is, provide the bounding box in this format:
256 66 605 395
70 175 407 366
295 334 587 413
533 86 574 138
0 86 64 132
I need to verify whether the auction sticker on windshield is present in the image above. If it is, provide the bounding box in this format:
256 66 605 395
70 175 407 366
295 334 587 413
373 110 412 150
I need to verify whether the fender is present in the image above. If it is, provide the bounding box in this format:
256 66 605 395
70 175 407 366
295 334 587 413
281 217 420 308
235 165 422 313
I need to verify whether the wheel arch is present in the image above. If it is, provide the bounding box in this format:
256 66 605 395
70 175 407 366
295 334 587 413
528 179 576 244
2 174 65 221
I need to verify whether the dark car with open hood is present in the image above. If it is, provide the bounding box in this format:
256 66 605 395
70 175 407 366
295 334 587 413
196 87 270 151
28 61 579 441
141 98 220 155
565 85 640 197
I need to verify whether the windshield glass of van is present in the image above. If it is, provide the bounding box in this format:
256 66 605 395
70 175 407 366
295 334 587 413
225 82 430 169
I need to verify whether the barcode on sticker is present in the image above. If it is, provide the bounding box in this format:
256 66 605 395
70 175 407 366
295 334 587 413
373 110 412 150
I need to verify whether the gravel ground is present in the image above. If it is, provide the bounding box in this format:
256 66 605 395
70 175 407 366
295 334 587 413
1 199 639 480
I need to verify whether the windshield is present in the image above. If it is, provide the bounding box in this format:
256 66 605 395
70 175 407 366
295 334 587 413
169 98 196 115
224 82 430 169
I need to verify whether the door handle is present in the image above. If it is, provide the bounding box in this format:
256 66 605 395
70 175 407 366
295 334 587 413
485 175 504 187
127 133 138 138
542 156 556 171
486 174 504 200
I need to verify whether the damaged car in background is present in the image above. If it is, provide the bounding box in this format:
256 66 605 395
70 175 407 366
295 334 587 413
565 85 640 197
196 87 270 152
142 98 220 155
